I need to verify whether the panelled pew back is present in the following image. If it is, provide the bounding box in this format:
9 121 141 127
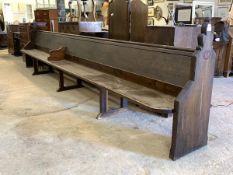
34 32 193 89
22 24 216 160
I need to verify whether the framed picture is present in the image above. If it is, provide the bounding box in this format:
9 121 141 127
148 7 155 17
217 6 230 17
147 18 154 26
154 6 163 20
218 0 232 4
148 0 154 6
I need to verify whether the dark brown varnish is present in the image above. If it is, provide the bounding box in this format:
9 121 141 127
22 26 215 160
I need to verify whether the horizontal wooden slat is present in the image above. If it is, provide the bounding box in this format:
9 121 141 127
22 49 175 113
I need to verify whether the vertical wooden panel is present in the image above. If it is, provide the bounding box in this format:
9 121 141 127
170 29 216 160
144 27 175 46
109 0 130 40
130 0 147 42
223 29 233 77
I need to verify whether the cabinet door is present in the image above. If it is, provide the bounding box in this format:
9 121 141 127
109 0 129 40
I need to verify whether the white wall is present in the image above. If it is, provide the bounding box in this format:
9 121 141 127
148 0 230 26
0 0 230 24
0 0 37 23
0 0 58 24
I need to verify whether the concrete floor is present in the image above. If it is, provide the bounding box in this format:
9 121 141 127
0 49 233 175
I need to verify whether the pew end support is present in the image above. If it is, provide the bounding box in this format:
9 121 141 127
170 24 216 160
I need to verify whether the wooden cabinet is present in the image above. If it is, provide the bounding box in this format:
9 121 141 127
19 23 32 48
109 0 200 49
214 42 227 76
34 9 58 32
0 32 7 47
144 26 201 49
223 28 233 77
7 25 19 54
58 22 80 34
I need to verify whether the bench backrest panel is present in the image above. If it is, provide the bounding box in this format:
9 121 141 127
33 31 195 88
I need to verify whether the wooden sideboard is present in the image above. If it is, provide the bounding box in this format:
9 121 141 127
0 31 7 47
145 26 201 49
109 0 200 49
58 22 80 34
34 9 58 32
214 42 228 76
19 23 32 48
7 25 19 54
223 27 233 77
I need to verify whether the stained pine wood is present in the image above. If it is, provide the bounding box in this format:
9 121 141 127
223 28 233 77
32 32 194 88
170 26 216 160
21 48 175 113
22 25 215 160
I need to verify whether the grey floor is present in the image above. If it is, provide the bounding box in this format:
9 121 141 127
0 49 233 175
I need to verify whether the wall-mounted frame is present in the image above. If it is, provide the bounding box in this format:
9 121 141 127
192 1 215 19
217 6 230 17
148 18 154 26
218 0 232 5
174 6 193 24
148 7 155 17
148 0 154 6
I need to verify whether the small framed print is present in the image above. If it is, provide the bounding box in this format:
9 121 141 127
148 18 154 26
217 6 230 17
218 0 232 4
148 0 154 6
154 5 163 20
148 7 155 17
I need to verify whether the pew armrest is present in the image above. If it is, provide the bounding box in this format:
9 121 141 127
24 41 35 50
48 47 66 61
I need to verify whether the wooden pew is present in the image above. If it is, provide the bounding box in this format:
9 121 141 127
21 24 216 160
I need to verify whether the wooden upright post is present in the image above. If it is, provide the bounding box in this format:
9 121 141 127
170 23 216 160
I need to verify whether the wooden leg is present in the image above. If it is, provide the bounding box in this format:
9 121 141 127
120 97 128 108
97 88 108 119
24 54 33 68
57 70 83 92
58 70 65 91
49 66 54 73
32 59 53 75
76 78 83 88
32 58 39 75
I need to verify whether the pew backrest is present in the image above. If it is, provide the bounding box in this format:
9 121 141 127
32 31 195 88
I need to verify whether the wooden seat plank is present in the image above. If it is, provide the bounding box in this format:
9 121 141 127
22 49 175 112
